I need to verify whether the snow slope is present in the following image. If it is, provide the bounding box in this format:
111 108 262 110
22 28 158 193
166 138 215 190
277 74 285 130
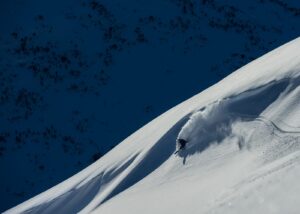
3 0 300 211
5 38 300 213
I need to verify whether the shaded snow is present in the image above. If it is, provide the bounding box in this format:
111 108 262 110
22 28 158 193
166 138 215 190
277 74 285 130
5 38 300 214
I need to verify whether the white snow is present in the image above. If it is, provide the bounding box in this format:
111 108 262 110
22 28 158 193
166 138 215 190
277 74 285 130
5 37 300 214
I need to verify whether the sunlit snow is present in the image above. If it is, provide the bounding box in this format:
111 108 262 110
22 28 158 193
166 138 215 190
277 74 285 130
5 38 300 214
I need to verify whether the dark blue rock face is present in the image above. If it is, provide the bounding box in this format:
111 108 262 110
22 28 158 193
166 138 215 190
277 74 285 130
1 0 300 211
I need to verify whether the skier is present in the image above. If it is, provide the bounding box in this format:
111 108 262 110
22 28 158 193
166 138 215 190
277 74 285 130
174 138 188 154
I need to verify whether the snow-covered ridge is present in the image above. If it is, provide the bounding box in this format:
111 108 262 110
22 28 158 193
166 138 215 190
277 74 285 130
5 38 300 214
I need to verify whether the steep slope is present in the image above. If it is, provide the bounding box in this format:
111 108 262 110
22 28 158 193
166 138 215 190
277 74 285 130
2 0 300 211
5 38 300 214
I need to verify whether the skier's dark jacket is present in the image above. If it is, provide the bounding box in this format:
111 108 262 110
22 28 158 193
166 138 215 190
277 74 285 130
177 138 187 150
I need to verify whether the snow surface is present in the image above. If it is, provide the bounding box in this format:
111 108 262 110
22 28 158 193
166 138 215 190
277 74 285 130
3 0 300 211
5 38 300 214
